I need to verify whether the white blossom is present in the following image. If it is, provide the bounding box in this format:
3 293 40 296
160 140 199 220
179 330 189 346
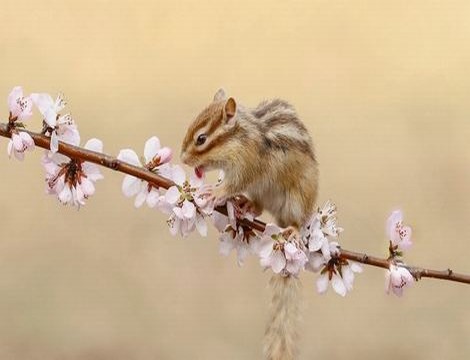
117 136 172 208
161 165 214 238
30 92 79 153
385 264 414 297
213 203 257 266
43 138 104 207
310 242 362 297
7 131 34 160
302 201 343 261
386 210 412 251
256 224 308 276
8 86 33 122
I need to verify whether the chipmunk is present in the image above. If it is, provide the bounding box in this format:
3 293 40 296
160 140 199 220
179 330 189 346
181 88 318 231
181 89 318 360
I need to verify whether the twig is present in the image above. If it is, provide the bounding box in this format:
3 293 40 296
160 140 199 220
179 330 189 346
1 123 469 285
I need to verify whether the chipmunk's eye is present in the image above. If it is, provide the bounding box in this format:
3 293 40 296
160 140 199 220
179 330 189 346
196 134 207 146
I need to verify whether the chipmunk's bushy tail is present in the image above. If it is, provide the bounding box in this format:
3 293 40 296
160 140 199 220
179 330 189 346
263 274 301 360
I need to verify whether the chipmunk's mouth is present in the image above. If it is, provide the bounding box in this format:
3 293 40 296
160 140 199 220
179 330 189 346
194 165 205 179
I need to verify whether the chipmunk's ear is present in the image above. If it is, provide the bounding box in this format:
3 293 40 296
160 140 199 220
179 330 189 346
213 88 226 102
224 97 237 124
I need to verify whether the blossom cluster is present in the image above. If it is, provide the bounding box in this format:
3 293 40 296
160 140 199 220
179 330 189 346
301 202 363 296
213 198 363 296
384 210 414 296
4 86 103 207
1 85 418 299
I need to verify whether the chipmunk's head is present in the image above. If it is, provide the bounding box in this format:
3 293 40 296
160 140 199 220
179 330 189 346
181 88 238 178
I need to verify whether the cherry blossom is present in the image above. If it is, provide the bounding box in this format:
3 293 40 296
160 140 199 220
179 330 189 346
161 165 214 237
387 210 412 251
302 201 343 261
5 87 35 160
257 224 308 276
213 202 258 266
43 138 103 207
385 264 414 297
8 86 33 122
310 242 363 297
30 93 79 153
284 242 309 275
117 136 172 208
7 131 35 161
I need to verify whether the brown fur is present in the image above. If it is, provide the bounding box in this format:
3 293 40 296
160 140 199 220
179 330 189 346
181 90 320 360
181 89 319 227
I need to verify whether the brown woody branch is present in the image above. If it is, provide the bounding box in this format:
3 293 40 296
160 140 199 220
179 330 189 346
1 123 469 285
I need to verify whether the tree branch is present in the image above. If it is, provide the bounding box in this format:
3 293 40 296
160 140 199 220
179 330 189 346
1 123 469 285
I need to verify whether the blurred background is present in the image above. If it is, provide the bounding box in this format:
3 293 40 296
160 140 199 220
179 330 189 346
0 1 469 359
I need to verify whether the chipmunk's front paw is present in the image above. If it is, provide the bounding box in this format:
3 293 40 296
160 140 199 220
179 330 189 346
282 226 301 243
210 186 229 207
231 195 262 219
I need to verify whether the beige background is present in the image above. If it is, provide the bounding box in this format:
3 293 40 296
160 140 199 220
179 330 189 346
1 1 469 359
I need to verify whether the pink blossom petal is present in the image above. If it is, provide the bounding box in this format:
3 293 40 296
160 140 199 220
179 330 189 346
264 223 282 238
53 93 66 112
171 165 186 186
331 274 347 297
82 163 103 181
134 185 148 208
165 186 180 204
181 200 196 219
58 186 72 204
308 228 325 252
146 189 160 208
74 185 86 206
156 147 172 165
50 152 69 165
399 226 413 250
12 133 23 151
386 210 404 244
7 140 13 157
117 149 142 167
173 207 184 219
8 87 23 115
219 233 235 256
14 149 25 161
320 240 331 261
195 213 208 236
157 163 173 178
80 177 95 196
307 252 325 272
144 136 161 163
59 125 80 147
189 172 204 188
316 274 329 294
236 244 250 267
342 266 355 291
19 132 34 151
50 131 59 153
84 138 103 153
385 270 392 294
31 93 57 126
350 262 363 273
212 212 229 232
168 215 180 236
122 175 141 197
256 238 275 258
8 87 33 121
284 243 297 260
271 250 287 273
